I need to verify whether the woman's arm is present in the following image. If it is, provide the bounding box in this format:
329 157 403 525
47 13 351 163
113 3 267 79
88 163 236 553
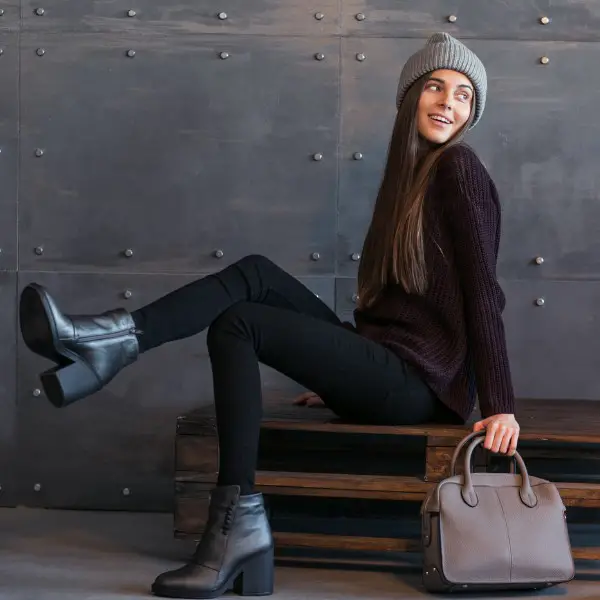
439 145 519 454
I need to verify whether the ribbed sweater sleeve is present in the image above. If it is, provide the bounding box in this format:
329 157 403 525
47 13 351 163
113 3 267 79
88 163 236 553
439 146 516 418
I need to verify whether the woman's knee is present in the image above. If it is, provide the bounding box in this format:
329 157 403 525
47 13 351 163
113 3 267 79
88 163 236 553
206 302 255 349
236 253 274 273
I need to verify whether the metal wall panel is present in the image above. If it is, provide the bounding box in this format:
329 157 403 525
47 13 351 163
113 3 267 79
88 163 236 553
6 0 600 511
16 271 333 510
0 272 16 506
335 276 358 314
0 34 18 271
342 0 600 41
19 33 339 276
334 276 358 325
339 37 600 281
501 279 600 400
0 2 19 33
338 37 422 276
461 40 600 281
21 0 341 36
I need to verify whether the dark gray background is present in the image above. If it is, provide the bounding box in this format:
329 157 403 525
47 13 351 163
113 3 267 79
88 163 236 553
1 0 597 510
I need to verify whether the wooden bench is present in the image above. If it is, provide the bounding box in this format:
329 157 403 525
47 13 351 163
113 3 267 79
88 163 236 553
174 396 600 564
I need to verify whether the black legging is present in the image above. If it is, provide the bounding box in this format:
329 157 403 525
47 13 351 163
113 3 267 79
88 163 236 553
131 254 460 494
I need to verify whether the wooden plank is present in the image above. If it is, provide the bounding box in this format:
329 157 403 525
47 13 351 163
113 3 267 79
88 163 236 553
259 420 468 438
258 421 600 444
176 471 600 506
175 434 219 474
273 532 421 553
251 486 422 501
179 471 429 493
572 547 600 561
426 446 458 482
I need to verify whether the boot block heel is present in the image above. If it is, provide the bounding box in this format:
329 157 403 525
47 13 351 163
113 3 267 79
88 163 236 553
233 547 274 597
40 360 100 408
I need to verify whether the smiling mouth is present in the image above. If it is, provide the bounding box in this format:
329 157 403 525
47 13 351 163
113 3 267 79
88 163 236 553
429 114 453 126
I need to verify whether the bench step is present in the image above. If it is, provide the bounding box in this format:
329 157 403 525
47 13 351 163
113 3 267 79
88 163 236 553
176 471 600 506
274 531 420 553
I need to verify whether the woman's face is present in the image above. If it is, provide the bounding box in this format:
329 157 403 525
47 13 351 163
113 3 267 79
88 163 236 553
416 69 474 144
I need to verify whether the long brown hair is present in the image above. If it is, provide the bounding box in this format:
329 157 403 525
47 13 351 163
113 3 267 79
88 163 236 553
357 73 475 309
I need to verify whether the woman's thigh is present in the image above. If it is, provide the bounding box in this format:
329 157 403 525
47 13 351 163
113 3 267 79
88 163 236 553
210 301 447 425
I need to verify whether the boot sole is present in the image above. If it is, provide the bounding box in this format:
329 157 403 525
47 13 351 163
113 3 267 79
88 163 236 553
19 283 67 364
151 546 274 599
19 283 100 408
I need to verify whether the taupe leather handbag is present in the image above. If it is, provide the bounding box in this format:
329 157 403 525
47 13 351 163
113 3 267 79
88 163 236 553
421 431 575 593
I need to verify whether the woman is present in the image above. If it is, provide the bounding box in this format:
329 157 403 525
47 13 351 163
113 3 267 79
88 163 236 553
19 32 519 599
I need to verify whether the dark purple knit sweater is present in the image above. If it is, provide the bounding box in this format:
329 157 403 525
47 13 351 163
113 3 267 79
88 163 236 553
354 143 515 422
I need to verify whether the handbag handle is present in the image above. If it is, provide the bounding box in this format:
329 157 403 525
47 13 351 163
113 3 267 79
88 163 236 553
460 435 538 508
449 430 487 475
449 430 517 475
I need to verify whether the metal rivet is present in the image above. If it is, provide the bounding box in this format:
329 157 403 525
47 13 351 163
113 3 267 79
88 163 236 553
127 9 136 17
122 487 131 496
35 7 45 16
32 388 41 397
217 12 228 20
356 53 366 61
353 152 363 160
535 297 545 306
34 246 43 255
448 14 457 23
352 293 359 303
123 290 132 299
540 16 550 25
35 148 44 157
126 49 136 58
33 483 41 492
314 293 320 298
214 249 224 258
310 252 320 261
355 13 365 21
351 252 361 261
432 567 437 572
123 248 133 257
36 48 45 56
314 12 324 20
0 49 4 55
540 56 549 64
314 52 325 61
312 153 323 161
534 256 544 265
0 9 5 16
219 51 230 60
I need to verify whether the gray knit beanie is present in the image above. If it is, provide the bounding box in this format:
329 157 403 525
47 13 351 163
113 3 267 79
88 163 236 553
396 32 487 129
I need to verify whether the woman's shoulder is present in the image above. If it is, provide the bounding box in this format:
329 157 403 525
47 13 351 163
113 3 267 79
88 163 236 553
436 142 490 180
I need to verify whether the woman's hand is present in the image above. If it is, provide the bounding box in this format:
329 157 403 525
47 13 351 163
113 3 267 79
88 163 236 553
472 413 520 456
292 391 326 408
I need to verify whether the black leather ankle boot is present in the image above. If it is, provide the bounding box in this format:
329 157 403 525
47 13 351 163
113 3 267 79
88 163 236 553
19 283 140 408
152 485 274 599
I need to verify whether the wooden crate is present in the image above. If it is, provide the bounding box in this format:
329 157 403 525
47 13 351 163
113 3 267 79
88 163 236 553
174 396 600 562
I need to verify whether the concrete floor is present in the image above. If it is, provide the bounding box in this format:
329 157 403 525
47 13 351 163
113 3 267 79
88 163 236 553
0 507 599 600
